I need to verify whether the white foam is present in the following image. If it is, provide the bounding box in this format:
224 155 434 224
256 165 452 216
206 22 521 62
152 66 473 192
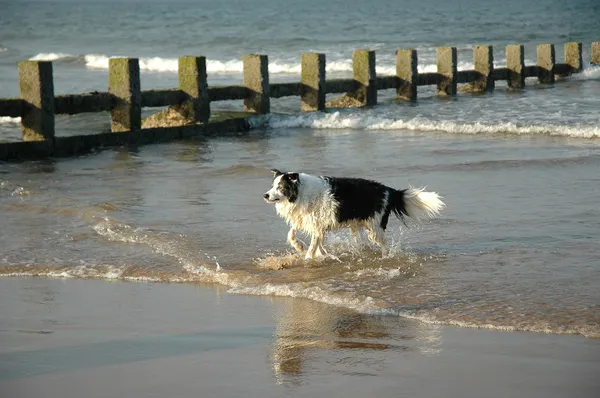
0 116 21 125
569 64 600 81
255 112 600 138
30 52 75 61
26 53 479 76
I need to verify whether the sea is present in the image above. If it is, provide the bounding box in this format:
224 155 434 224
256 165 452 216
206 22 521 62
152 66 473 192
1 0 599 338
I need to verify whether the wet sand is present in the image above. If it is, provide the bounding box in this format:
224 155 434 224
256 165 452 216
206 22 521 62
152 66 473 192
1 278 598 398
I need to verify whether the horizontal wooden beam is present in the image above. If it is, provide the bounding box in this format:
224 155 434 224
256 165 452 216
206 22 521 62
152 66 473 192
490 68 509 81
55 92 113 114
141 89 185 107
208 86 247 101
375 76 398 90
417 72 442 86
0 98 22 118
324 78 356 94
270 82 302 98
457 70 482 84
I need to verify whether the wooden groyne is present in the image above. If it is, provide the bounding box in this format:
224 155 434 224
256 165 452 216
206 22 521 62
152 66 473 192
1 41 599 161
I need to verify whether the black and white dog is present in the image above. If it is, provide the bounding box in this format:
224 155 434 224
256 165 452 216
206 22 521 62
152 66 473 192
263 169 445 260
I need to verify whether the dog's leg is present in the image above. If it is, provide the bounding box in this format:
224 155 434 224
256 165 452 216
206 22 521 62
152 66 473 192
316 235 328 257
367 226 388 258
305 233 323 260
287 228 306 254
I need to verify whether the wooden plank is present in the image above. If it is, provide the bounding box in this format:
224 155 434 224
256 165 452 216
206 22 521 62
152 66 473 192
417 72 442 86
141 89 185 107
324 78 356 94
375 75 398 90
269 82 301 98
208 86 247 101
55 92 113 114
0 98 22 118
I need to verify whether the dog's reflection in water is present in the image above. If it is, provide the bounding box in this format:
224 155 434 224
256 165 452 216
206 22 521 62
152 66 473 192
270 298 425 384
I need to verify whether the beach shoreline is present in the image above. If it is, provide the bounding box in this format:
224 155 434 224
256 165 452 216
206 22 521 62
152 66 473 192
1 277 598 398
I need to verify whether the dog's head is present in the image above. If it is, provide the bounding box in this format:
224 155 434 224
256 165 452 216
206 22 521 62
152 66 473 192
263 169 299 204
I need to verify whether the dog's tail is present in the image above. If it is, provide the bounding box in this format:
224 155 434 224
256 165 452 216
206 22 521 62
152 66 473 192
391 187 445 223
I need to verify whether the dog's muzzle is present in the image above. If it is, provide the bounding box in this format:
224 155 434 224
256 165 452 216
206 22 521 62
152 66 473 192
263 193 279 203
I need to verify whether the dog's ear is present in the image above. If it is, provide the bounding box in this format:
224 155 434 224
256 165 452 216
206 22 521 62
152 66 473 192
270 169 283 176
288 173 299 183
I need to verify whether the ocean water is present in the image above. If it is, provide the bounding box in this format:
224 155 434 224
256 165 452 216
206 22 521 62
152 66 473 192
1 0 599 338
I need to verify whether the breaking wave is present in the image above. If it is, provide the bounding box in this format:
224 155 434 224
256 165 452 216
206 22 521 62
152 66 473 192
27 52 600 81
252 112 600 138
1 214 598 339
27 53 477 76
0 116 21 125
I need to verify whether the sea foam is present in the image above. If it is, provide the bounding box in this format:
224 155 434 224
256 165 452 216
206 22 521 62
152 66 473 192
253 112 600 138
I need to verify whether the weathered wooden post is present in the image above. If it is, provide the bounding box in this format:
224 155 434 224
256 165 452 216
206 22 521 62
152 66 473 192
473 45 494 92
437 47 457 96
350 49 377 106
301 53 326 112
564 42 583 72
537 44 555 84
18 61 55 141
507 44 525 88
109 58 141 132
177 56 210 123
243 54 270 114
396 49 417 100
593 42 600 65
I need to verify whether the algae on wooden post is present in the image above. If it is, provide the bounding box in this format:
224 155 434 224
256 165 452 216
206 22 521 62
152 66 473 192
396 49 417 100
243 55 270 114
108 58 141 132
507 45 525 89
350 49 376 106
565 42 582 72
18 61 55 141
473 45 494 92
177 56 210 123
437 47 457 96
301 53 326 112
537 44 555 84
593 42 600 65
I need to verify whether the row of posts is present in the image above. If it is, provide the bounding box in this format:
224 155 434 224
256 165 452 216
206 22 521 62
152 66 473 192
17 42 599 141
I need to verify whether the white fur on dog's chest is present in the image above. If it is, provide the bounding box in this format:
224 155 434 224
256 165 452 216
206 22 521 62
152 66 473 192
275 175 338 234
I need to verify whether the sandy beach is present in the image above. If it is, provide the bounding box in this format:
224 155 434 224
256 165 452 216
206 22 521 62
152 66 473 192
1 277 598 398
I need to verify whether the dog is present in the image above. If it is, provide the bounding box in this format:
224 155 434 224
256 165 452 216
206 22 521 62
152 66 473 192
263 169 445 259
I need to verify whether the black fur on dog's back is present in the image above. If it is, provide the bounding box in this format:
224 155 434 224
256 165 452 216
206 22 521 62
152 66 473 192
324 177 408 230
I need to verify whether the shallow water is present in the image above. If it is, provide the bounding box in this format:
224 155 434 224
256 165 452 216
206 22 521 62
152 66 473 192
1 0 599 339
1 118 599 337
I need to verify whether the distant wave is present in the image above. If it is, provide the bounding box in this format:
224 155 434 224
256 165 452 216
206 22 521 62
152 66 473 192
253 112 600 139
0 116 21 125
28 52 475 75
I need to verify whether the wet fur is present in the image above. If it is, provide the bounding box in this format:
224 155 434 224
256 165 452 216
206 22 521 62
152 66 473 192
264 169 445 260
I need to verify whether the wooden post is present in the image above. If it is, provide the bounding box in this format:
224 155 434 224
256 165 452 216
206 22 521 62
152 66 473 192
507 45 525 89
350 49 376 106
109 58 141 132
593 42 600 65
537 44 555 84
564 42 582 72
473 45 494 92
396 49 417 100
177 56 210 123
243 54 270 114
18 61 55 141
301 53 325 112
437 47 457 96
